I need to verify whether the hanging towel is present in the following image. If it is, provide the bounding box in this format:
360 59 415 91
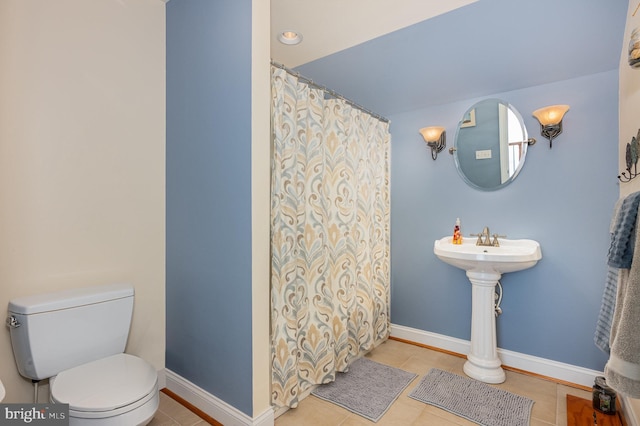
594 267 620 353
607 192 640 269
595 197 629 353
605 215 640 398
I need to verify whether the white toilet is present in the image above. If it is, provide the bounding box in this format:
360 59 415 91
7 283 159 425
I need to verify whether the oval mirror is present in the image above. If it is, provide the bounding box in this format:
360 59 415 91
453 99 533 191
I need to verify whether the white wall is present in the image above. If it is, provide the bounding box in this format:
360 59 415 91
618 1 640 421
0 0 166 403
620 2 640 198
252 0 273 418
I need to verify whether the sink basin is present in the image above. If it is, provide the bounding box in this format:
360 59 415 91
434 236 542 274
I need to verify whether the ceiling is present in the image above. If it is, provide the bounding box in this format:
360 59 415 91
270 0 628 117
270 0 478 68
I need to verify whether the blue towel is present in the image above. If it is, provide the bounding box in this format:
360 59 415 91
596 192 640 354
608 192 640 269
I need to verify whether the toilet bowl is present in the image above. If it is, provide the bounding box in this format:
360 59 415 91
50 354 159 425
7 284 159 425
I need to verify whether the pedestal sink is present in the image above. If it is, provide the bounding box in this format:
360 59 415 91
434 236 541 383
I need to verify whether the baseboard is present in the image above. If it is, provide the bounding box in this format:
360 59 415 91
164 369 275 426
621 396 640 426
391 323 603 388
157 368 167 390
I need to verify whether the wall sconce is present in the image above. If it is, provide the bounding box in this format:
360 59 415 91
419 126 446 160
532 105 570 148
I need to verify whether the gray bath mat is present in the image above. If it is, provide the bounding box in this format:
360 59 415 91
409 368 534 426
311 357 417 422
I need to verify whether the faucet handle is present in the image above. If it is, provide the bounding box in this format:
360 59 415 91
470 233 484 246
491 234 507 247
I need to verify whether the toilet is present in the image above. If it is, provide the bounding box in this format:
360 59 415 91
7 283 159 425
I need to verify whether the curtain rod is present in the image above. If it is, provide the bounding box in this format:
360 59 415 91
271 60 390 124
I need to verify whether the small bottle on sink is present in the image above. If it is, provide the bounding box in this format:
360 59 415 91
453 218 462 245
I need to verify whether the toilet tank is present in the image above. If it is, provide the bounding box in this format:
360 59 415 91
7 283 134 381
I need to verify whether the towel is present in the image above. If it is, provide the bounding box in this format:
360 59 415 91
605 215 640 398
594 267 620 353
594 197 631 353
607 192 640 268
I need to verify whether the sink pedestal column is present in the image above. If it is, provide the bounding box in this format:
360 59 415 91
463 270 505 384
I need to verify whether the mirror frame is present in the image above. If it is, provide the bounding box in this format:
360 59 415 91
453 98 530 191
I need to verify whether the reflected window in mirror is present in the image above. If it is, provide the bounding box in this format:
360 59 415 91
506 106 524 178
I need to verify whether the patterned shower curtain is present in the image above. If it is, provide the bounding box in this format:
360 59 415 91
270 66 391 408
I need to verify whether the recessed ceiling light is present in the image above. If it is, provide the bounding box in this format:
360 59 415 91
278 30 303 45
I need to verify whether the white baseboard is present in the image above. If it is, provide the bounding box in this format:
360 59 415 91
157 368 167 390
164 369 274 426
622 396 640 426
391 323 603 388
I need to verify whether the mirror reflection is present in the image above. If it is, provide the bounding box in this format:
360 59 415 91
453 99 533 191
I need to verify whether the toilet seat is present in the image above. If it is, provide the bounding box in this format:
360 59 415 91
51 353 158 420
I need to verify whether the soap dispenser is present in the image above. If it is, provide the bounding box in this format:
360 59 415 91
453 218 462 245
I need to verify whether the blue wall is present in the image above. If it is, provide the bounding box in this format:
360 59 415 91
390 70 619 370
166 0 253 415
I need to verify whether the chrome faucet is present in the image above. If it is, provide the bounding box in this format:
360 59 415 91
471 226 505 247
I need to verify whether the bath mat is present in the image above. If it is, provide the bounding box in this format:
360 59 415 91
311 357 417 422
409 368 534 426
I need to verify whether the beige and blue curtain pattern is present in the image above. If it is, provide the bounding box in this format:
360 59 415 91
270 66 391 408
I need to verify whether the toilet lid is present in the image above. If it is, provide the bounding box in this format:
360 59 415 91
51 353 157 412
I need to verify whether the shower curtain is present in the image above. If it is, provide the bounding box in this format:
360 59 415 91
270 66 391 408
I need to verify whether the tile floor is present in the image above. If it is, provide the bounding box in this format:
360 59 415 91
275 339 596 426
150 338 601 425
149 392 211 426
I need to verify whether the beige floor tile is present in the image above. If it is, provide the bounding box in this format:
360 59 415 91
155 393 206 426
276 395 351 426
530 418 557 426
157 392 188 415
365 339 426 368
412 406 477 425
375 396 425 425
340 415 376 425
148 409 180 426
398 351 465 377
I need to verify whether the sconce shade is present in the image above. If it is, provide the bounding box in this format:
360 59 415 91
419 126 445 142
532 105 570 148
419 126 446 160
532 105 570 126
